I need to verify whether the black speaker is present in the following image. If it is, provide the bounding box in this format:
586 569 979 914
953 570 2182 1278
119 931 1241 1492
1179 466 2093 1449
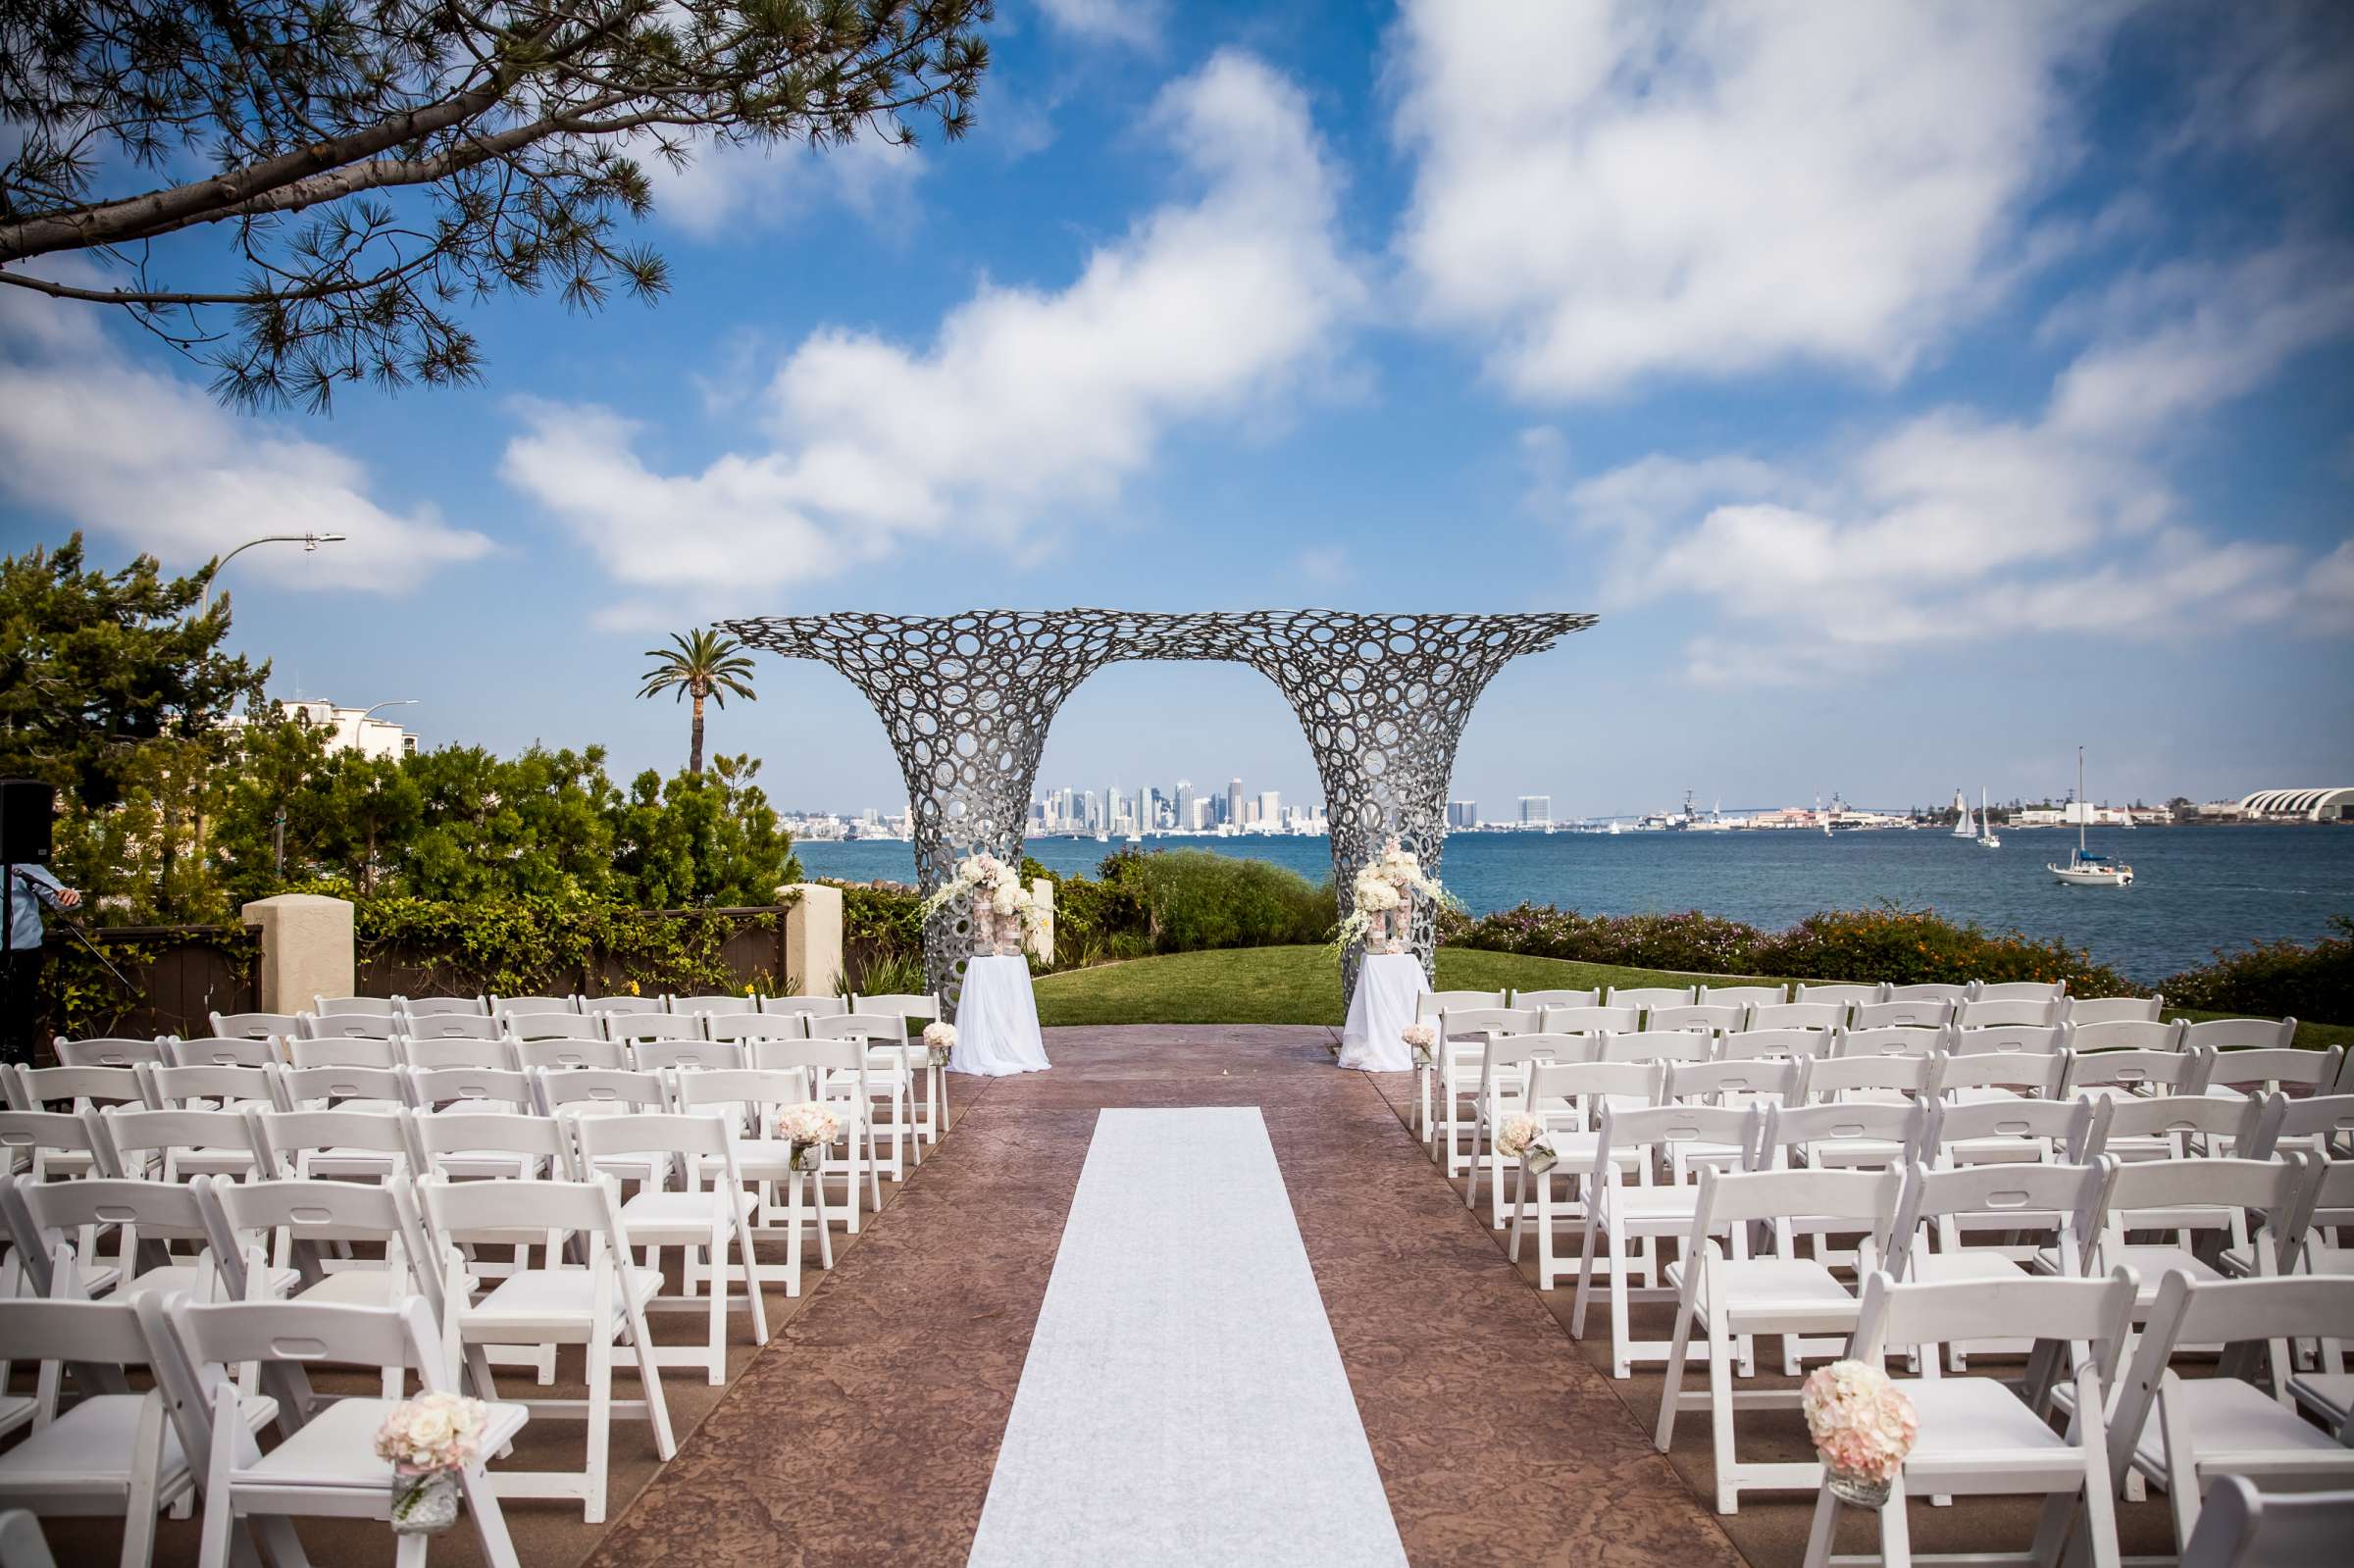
0 778 55 865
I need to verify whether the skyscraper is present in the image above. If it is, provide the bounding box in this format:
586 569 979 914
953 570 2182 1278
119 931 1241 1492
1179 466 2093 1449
1227 778 1243 827
1519 795 1552 826
1449 800 1477 829
1257 789 1280 827
1174 779 1195 833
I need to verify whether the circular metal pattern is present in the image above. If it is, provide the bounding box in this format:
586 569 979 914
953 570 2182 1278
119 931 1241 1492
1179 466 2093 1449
721 609 1598 1012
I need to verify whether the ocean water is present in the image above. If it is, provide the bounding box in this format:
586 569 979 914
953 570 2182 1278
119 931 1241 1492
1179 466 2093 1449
791 824 2354 984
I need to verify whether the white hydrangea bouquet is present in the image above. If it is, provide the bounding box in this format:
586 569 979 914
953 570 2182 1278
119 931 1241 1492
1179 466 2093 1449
1494 1114 1559 1176
375 1391 491 1534
1801 1359 1919 1508
1400 1022 1438 1067
1335 837 1457 956
923 1020 957 1068
776 1102 842 1172
922 852 1047 957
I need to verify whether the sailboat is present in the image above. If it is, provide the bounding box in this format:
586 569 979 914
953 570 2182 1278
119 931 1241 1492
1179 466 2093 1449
1951 787 1974 838
1976 786 2000 849
2048 749 2131 885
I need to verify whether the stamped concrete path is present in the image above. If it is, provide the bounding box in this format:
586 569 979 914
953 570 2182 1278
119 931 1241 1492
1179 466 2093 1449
587 1026 1744 1567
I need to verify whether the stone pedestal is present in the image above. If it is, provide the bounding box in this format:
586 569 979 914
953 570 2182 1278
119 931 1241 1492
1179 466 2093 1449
781 883 844 998
240 893 355 1012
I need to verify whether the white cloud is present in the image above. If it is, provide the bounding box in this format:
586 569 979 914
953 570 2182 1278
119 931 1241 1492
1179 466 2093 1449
1544 245 2354 681
647 131 922 240
1034 0 1162 49
0 288 491 593
1388 0 2132 400
505 51 1365 598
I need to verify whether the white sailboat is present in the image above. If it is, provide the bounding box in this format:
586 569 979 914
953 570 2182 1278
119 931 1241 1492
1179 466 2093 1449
1976 786 2000 848
1951 787 1974 838
2048 749 2131 886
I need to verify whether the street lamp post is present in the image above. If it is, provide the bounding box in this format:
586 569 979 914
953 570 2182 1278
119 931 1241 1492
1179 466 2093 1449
202 531 347 611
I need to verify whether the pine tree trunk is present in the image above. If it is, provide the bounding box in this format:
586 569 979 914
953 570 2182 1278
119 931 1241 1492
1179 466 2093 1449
690 689 706 774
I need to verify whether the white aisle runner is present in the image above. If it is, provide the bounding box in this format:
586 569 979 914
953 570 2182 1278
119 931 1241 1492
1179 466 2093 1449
967 1107 1407 1566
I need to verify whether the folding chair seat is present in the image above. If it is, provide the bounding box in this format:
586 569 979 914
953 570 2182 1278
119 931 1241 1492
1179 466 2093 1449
1798 1269 2137 1568
628 1038 746 1074
161 1037 279 1070
1569 1102 1759 1377
1504 1060 1658 1290
854 991 950 1150
207 1013 300 1042
295 1013 397 1042
0 1296 245 1568
1508 986 1601 1009
411 1177 677 1522
1747 1002 1845 1034
2107 1272 2354 1556
669 993 756 1016
1715 1027 1835 1064
1851 1000 1954 1031
489 994 578 1018
672 1068 835 1294
752 1037 884 1229
811 1013 927 1180
505 1015 608 1048
1467 1032 1597 1226
400 994 491 1020
2064 996 2164 1026
53 1039 166 1070
160 1295 526 1568
570 1113 771 1384
603 1014 704 1046
1654 1166 1900 1512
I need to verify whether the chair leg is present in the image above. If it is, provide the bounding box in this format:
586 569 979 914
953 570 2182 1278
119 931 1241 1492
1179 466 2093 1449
1569 1215 1602 1339
122 1390 167 1568
584 1328 612 1525
1802 1489 1841 1568
459 1462 521 1568
1655 1294 1694 1451
1710 1314 1739 1513
1508 1166 1528 1263
1880 1475 1914 1567
1608 1229 1634 1378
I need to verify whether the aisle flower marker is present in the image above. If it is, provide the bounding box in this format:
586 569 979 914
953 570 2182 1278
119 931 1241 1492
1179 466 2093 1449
1801 1359 1919 1508
923 1020 957 1067
1335 837 1459 956
1400 1022 1437 1067
776 1103 841 1172
1495 1113 1558 1176
375 1392 492 1534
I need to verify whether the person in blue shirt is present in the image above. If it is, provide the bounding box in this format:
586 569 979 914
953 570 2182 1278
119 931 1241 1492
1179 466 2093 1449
5 860 80 1066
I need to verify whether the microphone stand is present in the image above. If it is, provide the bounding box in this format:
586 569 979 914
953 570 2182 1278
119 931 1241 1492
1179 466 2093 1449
8 867 136 991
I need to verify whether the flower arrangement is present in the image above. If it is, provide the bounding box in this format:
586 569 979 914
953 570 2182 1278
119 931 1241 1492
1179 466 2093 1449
775 1103 842 1171
922 853 1048 956
923 1020 957 1067
374 1392 491 1534
1334 838 1458 956
1494 1114 1559 1175
1801 1359 1919 1507
1400 1022 1437 1067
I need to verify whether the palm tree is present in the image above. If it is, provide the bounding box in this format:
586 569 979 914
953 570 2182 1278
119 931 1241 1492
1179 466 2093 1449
639 630 757 774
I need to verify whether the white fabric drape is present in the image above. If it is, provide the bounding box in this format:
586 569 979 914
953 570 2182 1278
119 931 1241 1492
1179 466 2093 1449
1335 953 1427 1072
950 954 1051 1076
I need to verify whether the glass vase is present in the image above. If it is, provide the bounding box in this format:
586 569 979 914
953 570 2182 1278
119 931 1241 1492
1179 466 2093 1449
1826 1469 1893 1509
390 1467 462 1535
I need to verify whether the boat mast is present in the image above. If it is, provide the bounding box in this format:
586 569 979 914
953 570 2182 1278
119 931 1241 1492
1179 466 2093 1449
2075 746 2086 862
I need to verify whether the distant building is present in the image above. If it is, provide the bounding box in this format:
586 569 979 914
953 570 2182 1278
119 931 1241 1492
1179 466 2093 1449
1227 778 1244 827
1518 794 1551 826
2238 788 2354 822
1448 800 1477 829
274 700 416 760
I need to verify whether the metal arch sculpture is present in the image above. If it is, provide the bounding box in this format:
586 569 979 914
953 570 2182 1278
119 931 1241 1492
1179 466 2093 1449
722 609 1596 1010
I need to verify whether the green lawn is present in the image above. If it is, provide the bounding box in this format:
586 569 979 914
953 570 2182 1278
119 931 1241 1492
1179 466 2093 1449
1030 943 2351 1050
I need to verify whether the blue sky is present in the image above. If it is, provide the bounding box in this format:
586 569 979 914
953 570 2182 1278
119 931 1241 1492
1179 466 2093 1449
4 0 2351 819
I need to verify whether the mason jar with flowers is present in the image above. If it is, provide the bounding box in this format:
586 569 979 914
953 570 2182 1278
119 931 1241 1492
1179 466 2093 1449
1334 837 1458 959
775 1103 841 1172
1801 1359 1919 1508
375 1392 492 1535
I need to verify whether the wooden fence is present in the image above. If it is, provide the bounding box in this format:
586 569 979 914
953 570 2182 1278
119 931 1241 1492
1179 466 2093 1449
58 924 261 1039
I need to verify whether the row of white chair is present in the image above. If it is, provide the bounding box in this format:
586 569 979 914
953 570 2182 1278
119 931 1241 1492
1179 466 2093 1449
1465 981 2184 1018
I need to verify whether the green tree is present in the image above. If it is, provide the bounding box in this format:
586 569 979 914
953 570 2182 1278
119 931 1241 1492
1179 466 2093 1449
0 1 992 411
613 754 800 906
638 630 758 774
0 533 264 809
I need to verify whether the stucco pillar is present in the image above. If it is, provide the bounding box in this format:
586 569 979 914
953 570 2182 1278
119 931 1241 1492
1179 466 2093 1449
241 893 355 1012
780 884 844 998
1028 877 1055 964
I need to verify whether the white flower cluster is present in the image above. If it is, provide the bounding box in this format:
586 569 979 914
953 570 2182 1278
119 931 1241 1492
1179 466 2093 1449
922 852 1049 941
374 1392 489 1474
1334 836 1458 953
775 1103 842 1149
1493 1114 1544 1159
1801 1360 1919 1485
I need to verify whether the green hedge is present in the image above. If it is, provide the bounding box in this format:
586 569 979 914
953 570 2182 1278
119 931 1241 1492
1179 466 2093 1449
2162 916 2352 1023
354 895 790 999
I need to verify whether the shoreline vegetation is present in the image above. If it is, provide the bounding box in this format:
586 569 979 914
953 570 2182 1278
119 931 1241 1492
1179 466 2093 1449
836 847 2351 1030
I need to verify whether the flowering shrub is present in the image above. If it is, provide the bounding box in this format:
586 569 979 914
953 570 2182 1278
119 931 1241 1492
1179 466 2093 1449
2162 916 2350 1023
1458 900 2140 996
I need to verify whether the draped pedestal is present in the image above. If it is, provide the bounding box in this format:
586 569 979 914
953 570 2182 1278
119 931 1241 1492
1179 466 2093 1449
949 954 1050 1077
1336 953 1428 1073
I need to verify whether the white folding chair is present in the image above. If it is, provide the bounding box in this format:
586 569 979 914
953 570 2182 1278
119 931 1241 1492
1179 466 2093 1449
854 991 947 1149
1466 1032 1593 1226
2177 1476 2354 1568
1654 1165 1900 1512
54 1039 167 1070
275 1059 407 1115
411 1177 676 1522
136 1064 273 1115
1698 984 1786 1009
98 1107 260 1183
0 1109 113 1183
2200 1047 2341 1108
757 994 846 1023
165 1295 526 1568
2064 996 2163 1027
1834 1025 1949 1060
1569 1102 1758 1377
2081 1083 2266 1166
162 1037 279 1070
1971 981 2067 1003
2107 1272 2354 1556
581 993 666 1017
1508 987 1599 1010
1799 1269 2137 1568
570 1112 771 1384
2058 1156 2312 1318
7 1174 246 1305
1794 983 1881 1007
1506 1059 1659 1288
282 1036 401 1072
207 1013 300 1042
1929 1095 2103 1170
398 1014 503 1042
753 1037 884 1228
810 1013 922 1179
2071 1021 2183 1057
1883 1158 2115 1368
1758 1100 1931 1175
671 1068 834 1294
249 1106 411 1185
1955 997 2062 1030
2246 1092 2354 1164
1800 1054 1944 1108
1939 1050 2070 1108
1647 1003 1744 1037
398 1036 511 1071
489 994 578 1017
1884 984 1970 1005
1606 986 1697 1010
